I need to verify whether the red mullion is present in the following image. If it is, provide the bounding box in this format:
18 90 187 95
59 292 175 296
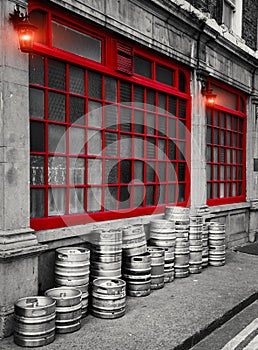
117 80 121 208
164 94 169 204
65 64 70 215
242 115 247 199
143 88 147 207
100 74 105 212
84 69 89 212
130 84 135 209
153 91 159 206
44 56 49 218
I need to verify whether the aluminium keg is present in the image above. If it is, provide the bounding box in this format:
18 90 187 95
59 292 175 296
149 219 176 247
45 287 82 334
202 223 209 267
90 228 122 280
147 246 165 290
55 247 90 287
91 279 126 319
174 238 189 278
164 206 190 223
122 252 151 297
122 224 147 257
14 296 56 347
208 222 226 267
164 247 175 283
189 245 202 274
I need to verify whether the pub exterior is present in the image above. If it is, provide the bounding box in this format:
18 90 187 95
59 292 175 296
1 0 258 337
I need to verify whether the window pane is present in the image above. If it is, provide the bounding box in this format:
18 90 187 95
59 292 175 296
105 105 118 130
69 65 85 95
105 132 117 156
52 21 102 62
158 185 166 204
30 189 45 218
30 122 45 152
88 101 102 128
158 93 166 113
88 130 102 156
70 96 85 124
88 71 102 99
29 54 44 85
158 116 166 136
146 89 156 111
48 188 66 216
178 163 185 181
120 81 131 103
48 156 66 184
168 96 176 116
168 184 176 203
158 140 166 160
48 124 66 153
134 161 144 182
207 164 212 180
105 160 118 184
87 187 102 212
134 137 144 158
120 135 132 158
119 186 130 209
30 88 44 119
146 113 155 135
120 107 132 132
146 137 156 158
134 110 144 134
69 188 85 214
30 155 45 185
105 76 117 102
70 158 85 184
120 160 132 184
168 140 176 160
133 186 144 207
156 64 174 86
134 55 152 78
104 186 118 210
146 185 155 206
178 142 185 160
48 92 66 122
48 59 66 90
178 184 185 202
146 162 156 182
178 120 186 139
134 85 144 105
179 70 187 92
168 118 176 138
69 127 85 154
168 162 176 182
88 159 102 184
158 162 166 182
178 99 186 118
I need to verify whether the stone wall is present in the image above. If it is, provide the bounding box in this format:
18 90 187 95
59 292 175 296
242 0 258 51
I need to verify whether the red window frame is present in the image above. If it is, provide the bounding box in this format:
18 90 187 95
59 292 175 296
28 1 191 230
206 79 246 206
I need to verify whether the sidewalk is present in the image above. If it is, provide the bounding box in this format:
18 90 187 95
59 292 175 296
1 249 258 350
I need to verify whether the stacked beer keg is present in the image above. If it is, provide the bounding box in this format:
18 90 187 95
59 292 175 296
89 228 122 280
208 221 226 266
45 287 82 334
122 224 151 296
165 206 190 278
149 219 176 283
54 247 90 317
202 222 209 268
189 216 203 274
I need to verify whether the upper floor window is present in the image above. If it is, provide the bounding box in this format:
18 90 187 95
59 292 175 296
222 0 243 36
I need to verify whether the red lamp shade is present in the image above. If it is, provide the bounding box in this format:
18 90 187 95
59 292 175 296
205 90 217 108
15 20 37 52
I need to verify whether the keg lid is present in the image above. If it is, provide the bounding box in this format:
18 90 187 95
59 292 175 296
45 287 82 300
15 296 56 309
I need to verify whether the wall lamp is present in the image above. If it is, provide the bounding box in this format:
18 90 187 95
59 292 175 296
9 5 37 53
201 81 217 108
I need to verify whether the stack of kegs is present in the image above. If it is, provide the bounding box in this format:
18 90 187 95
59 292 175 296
208 221 226 266
122 252 151 296
54 247 90 317
165 206 190 278
189 215 203 274
89 228 122 280
149 219 176 283
202 222 209 267
45 287 82 334
122 224 150 296
147 246 165 289
14 296 56 347
91 278 126 319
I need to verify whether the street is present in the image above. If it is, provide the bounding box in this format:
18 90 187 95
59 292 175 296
191 300 258 350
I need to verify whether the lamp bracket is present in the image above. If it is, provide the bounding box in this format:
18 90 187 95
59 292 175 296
9 5 28 28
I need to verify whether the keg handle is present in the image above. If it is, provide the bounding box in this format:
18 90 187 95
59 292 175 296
26 298 38 307
58 253 68 260
132 257 143 262
60 292 67 298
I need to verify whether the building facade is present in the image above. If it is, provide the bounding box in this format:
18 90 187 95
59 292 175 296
1 0 258 337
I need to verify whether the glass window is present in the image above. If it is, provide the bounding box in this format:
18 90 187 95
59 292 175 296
134 55 152 78
52 21 102 62
156 64 174 86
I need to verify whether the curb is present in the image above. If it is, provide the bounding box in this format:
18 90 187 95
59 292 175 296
173 291 258 350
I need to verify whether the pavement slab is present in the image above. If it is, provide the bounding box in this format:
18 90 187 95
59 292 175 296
1 250 258 350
